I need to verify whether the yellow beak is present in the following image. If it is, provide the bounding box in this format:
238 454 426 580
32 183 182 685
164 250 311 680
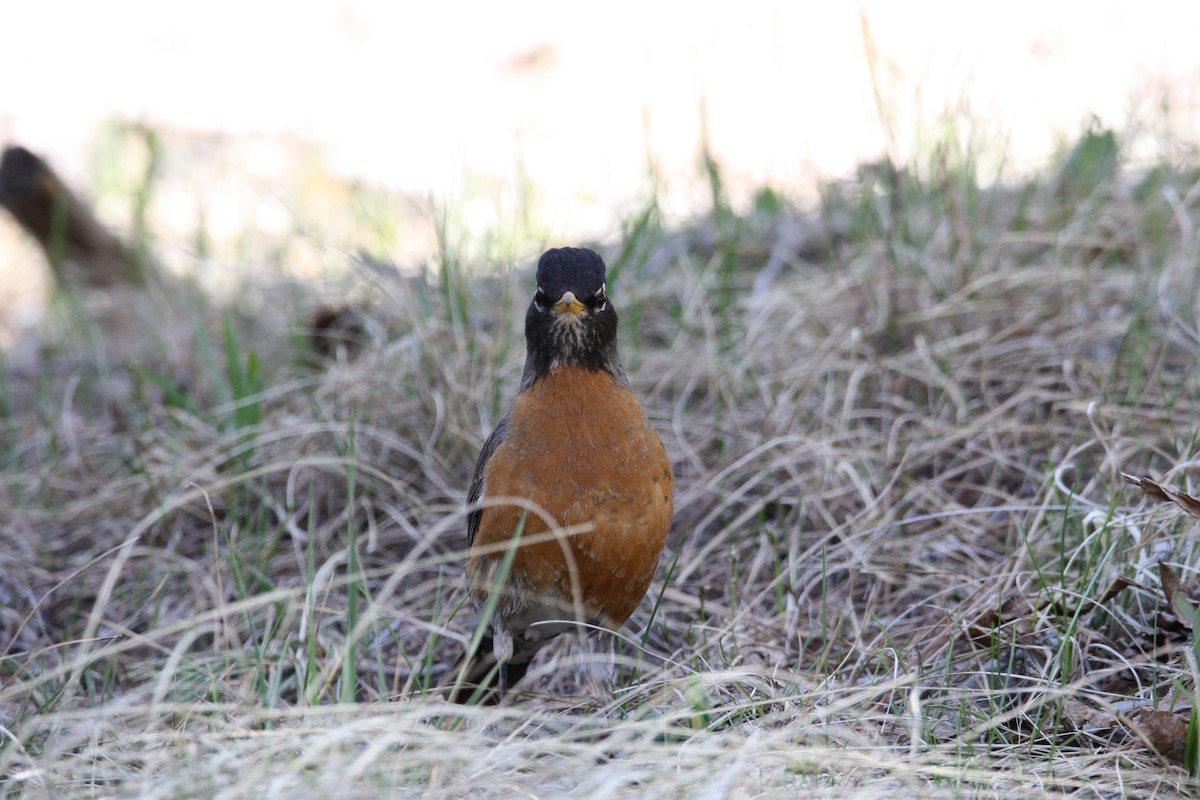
552 291 586 316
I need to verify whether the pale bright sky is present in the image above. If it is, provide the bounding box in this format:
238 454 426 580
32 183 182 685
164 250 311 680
5 3 1198 200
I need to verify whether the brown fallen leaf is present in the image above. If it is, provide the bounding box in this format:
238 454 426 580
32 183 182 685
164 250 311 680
1128 709 1189 765
963 595 1035 645
1075 574 1148 616
1096 575 1145 605
304 304 370 364
1062 698 1118 730
1122 473 1200 521
1158 563 1198 632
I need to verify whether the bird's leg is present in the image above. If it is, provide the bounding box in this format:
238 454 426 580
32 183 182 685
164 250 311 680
493 626 514 703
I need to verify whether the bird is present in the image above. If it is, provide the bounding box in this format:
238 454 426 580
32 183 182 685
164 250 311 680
447 246 674 703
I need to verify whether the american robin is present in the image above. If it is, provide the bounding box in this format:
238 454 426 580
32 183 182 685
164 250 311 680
447 247 674 703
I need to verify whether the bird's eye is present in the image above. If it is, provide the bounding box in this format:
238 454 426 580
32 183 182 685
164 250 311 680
591 285 607 311
533 288 549 308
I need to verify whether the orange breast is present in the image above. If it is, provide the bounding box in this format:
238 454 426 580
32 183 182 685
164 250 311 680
469 368 674 627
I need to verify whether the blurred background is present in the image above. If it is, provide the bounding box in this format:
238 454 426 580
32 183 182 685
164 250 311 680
2 0 1199 337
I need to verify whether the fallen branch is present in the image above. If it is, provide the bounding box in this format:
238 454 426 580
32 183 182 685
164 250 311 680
0 144 143 287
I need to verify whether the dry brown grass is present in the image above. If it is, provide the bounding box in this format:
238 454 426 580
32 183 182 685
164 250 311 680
3 127 1200 797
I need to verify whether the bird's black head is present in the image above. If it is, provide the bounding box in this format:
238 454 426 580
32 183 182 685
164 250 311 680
520 247 627 388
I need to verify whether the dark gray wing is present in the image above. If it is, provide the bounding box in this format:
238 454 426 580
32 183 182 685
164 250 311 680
466 412 511 546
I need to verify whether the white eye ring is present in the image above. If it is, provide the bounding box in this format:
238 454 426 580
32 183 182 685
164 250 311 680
593 284 607 311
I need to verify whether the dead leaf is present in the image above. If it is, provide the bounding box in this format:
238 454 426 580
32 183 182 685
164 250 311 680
1096 575 1145 605
1062 699 1117 730
1122 473 1200 521
1158 563 1197 632
1128 709 1189 765
963 595 1034 645
1076 574 1148 616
